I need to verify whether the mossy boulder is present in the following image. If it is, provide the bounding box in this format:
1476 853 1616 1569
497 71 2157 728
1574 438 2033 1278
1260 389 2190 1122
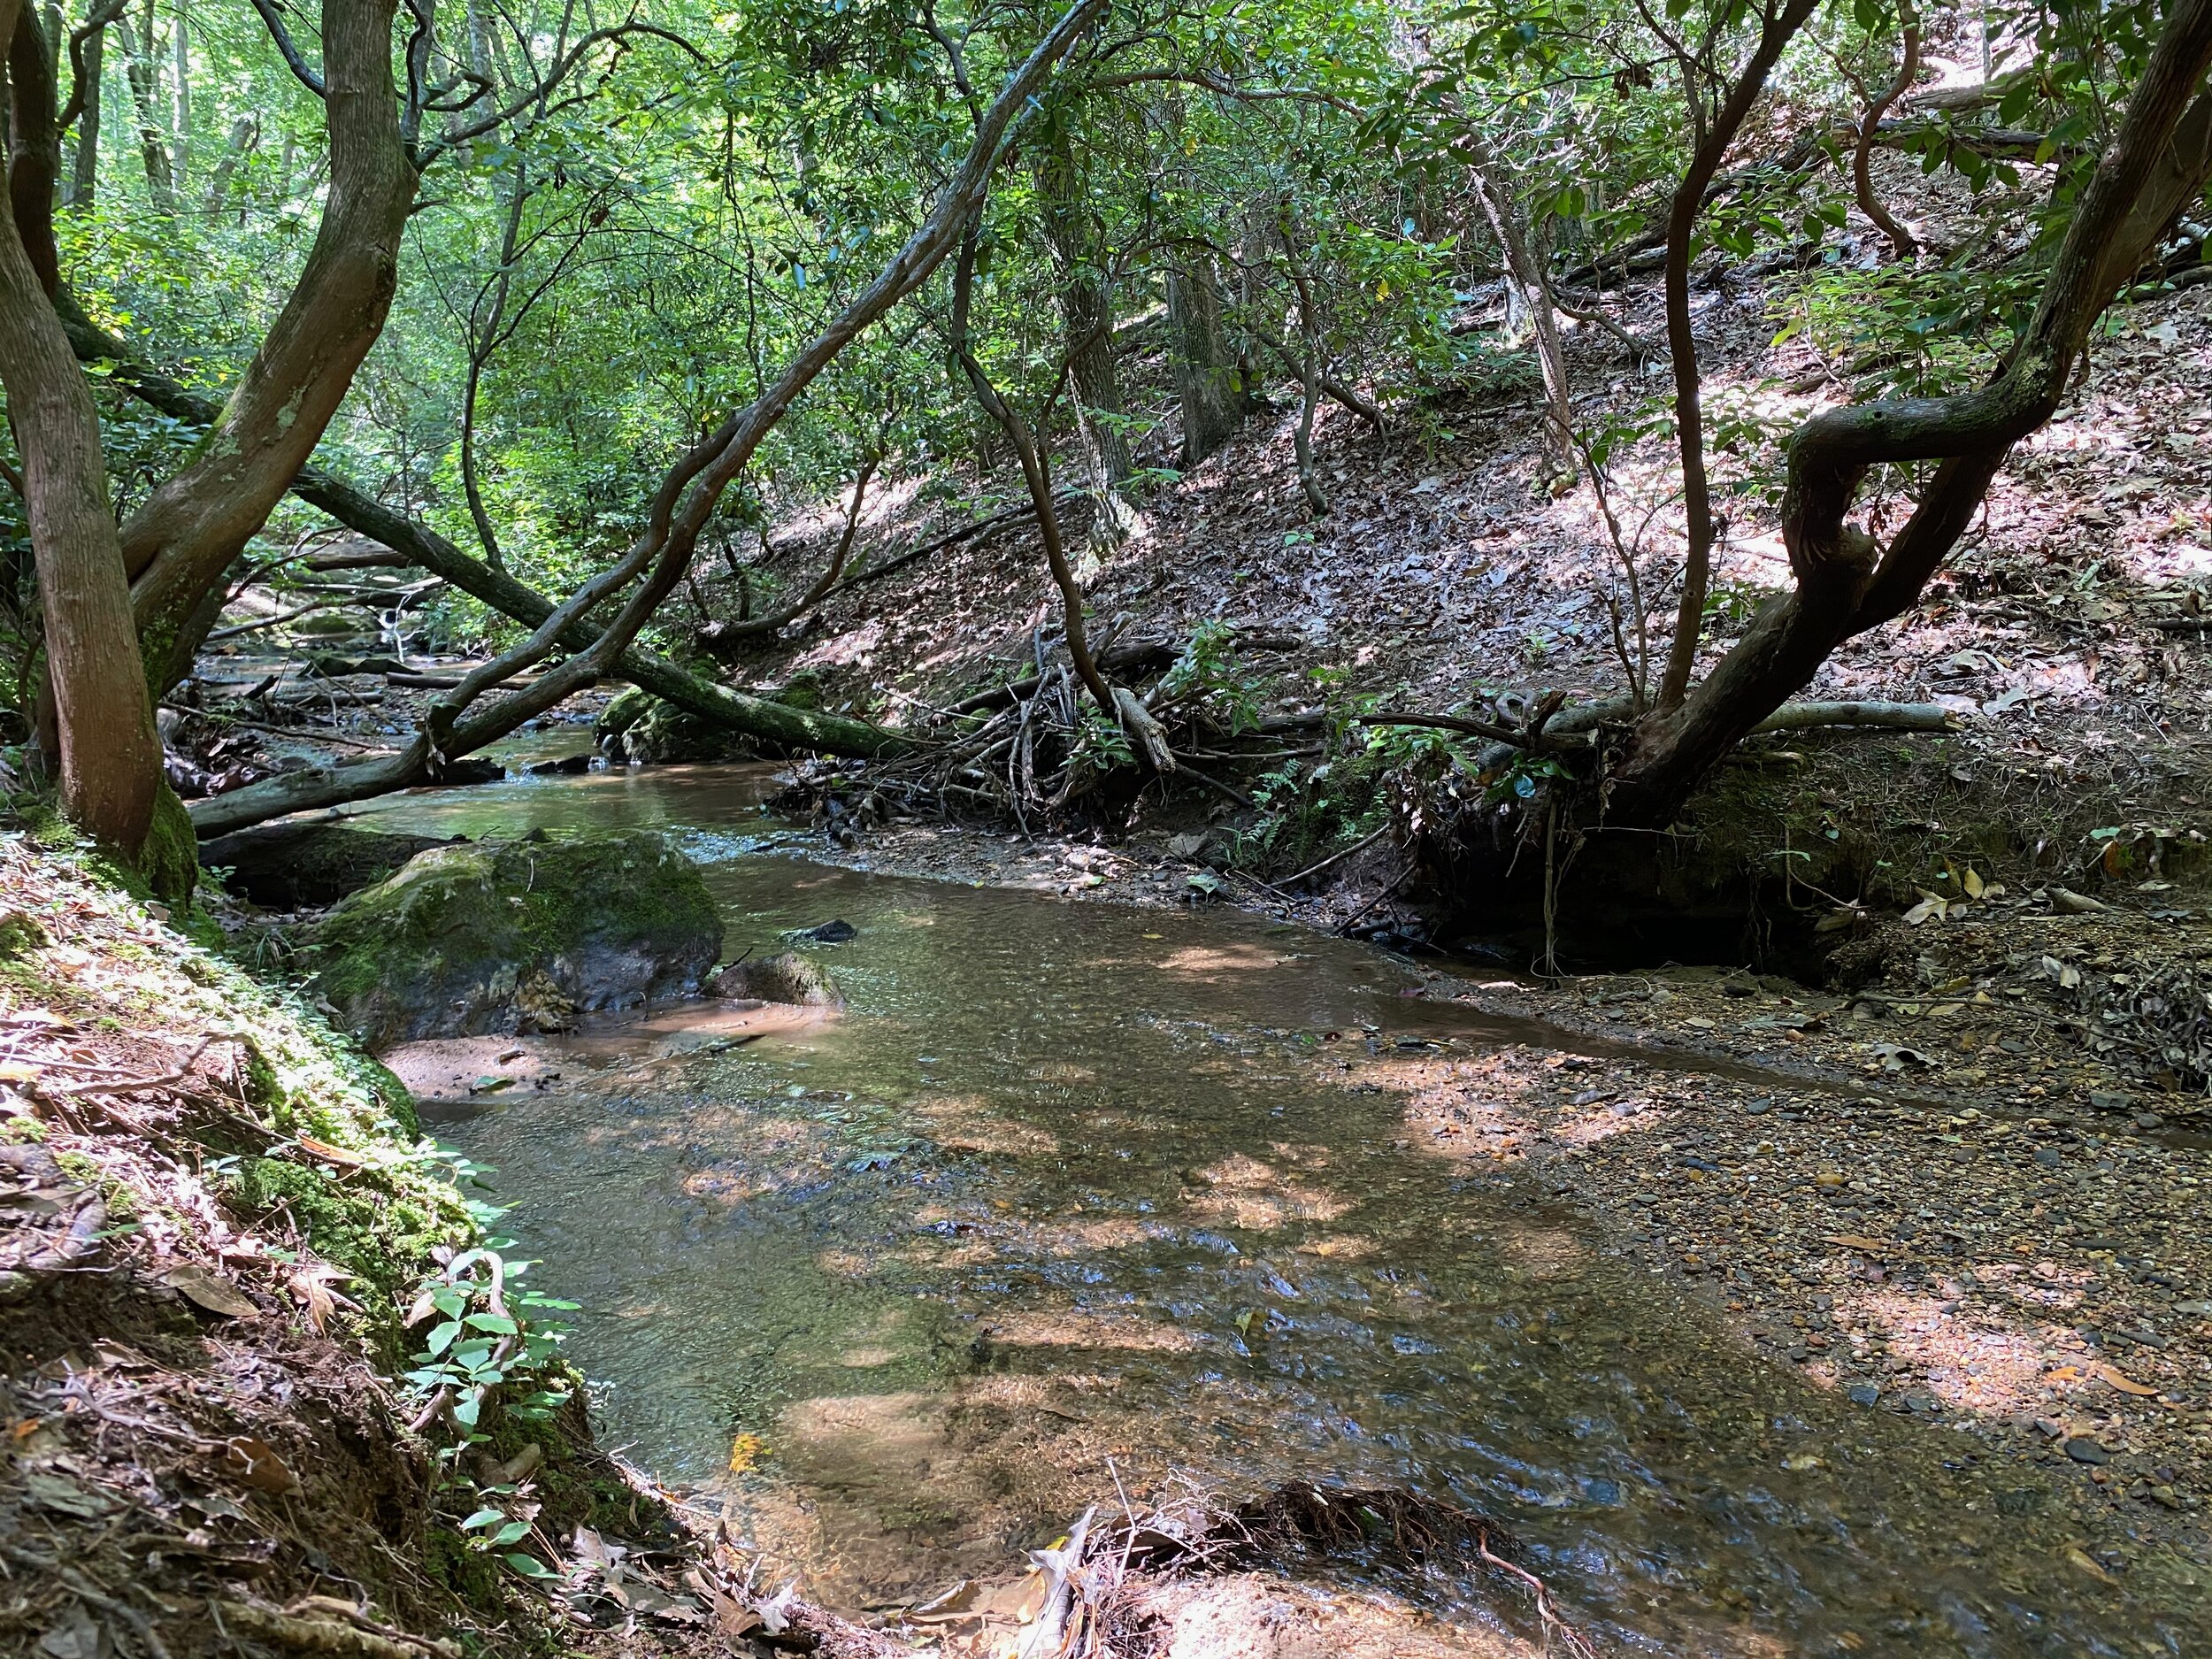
311 829 723 1046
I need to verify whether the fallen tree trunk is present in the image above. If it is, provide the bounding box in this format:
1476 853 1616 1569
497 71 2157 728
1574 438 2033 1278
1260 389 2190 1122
57 297 908 777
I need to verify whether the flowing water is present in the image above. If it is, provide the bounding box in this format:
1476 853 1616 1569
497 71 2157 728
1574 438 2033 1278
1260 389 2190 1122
353 764 2203 1656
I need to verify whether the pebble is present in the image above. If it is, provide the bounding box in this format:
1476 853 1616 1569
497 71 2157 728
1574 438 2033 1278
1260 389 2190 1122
1847 1383 1881 1406
2034 1147 2064 1167
2065 1438 2111 1465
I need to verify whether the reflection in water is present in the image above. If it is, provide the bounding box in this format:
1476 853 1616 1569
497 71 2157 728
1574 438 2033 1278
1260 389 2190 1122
375 767 2201 1656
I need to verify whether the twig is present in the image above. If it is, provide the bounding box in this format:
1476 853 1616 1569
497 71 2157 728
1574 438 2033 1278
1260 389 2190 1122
1279 826 1388 886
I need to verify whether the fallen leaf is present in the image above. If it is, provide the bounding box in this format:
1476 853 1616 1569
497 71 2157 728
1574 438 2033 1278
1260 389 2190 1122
1962 867 1985 899
2064 1546 2117 1584
163 1263 259 1319
0 1062 41 1085
2093 1363 2159 1397
288 1263 360 1332
294 1136 369 1168
222 1436 301 1495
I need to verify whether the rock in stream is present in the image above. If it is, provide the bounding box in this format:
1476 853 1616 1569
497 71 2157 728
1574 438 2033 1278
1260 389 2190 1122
310 829 722 1046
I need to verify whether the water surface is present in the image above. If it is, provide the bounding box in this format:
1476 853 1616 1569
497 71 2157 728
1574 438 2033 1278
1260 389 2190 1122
365 767 2203 1655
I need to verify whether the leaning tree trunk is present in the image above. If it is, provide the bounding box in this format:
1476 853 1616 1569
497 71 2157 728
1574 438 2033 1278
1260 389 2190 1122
1166 259 1249 465
0 0 161 858
122 0 419 695
1468 142 1574 479
57 296 905 765
1613 0 2212 824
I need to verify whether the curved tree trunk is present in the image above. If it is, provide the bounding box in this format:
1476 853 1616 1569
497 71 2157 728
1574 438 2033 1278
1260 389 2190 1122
1614 9 2212 824
123 0 419 694
0 0 161 857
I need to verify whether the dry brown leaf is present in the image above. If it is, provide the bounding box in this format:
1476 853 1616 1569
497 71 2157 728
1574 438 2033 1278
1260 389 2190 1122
222 1436 302 1495
294 1136 370 1169
1823 1234 1892 1254
2093 1363 2159 1397
164 1263 259 1319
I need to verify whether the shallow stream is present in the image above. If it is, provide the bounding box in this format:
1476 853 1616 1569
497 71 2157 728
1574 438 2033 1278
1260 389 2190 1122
354 764 2200 1656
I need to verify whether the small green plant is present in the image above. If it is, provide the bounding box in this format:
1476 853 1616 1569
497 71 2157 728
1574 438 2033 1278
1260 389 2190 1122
1155 620 1263 736
403 1236 578 1439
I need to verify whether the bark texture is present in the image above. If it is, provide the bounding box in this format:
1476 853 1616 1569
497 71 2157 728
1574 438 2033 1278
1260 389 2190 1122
1165 261 1248 465
0 0 162 856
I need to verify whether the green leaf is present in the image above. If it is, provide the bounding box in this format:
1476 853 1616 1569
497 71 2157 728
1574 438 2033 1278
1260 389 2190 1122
460 1509 505 1532
492 1520 533 1546
504 1553 557 1579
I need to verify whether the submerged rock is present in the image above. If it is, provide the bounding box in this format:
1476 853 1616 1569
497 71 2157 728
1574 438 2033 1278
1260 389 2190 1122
710 951 841 1008
203 820 468 910
311 829 723 1046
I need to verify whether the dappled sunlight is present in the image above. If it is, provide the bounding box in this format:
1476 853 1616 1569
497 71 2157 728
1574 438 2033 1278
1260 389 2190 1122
911 1092 1063 1155
974 1307 1203 1355
1158 942 1301 976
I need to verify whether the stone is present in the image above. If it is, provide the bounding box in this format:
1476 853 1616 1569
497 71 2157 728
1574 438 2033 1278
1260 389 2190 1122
790 919 857 944
2034 1147 2064 1168
1847 1383 1881 1405
311 829 722 1046
2064 1437 2110 1464
712 952 841 1008
203 820 468 910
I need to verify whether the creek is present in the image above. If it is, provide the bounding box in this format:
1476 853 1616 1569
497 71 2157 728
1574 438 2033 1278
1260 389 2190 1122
350 759 2199 1657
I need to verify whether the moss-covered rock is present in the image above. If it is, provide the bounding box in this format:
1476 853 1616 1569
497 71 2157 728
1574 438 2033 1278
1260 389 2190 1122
595 671 826 764
311 829 723 1047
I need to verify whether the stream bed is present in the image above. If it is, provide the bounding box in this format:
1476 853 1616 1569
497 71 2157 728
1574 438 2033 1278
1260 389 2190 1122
354 764 2201 1656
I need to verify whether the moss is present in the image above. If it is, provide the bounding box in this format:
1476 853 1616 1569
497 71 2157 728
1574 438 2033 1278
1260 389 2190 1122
422 1524 508 1614
0 909 49 958
135 783 201 911
227 1156 457 1311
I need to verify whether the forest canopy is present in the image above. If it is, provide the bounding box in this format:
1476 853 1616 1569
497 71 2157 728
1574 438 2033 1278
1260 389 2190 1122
2 0 2210 887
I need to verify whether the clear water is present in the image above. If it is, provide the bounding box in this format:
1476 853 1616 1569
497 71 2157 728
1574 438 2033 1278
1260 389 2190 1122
359 766 2206 1655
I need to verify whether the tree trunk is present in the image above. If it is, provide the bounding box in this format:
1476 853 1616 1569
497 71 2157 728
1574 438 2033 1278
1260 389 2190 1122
169 0 188 186
1613 9 2212 823
1655 0 1824 710
1033 122 1128 485
64 17 99 209
1165 260 1248 465
0 0 161 857
123 0 419 694
7 4 62 292
1470 145 1573 479
115 2 174 211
